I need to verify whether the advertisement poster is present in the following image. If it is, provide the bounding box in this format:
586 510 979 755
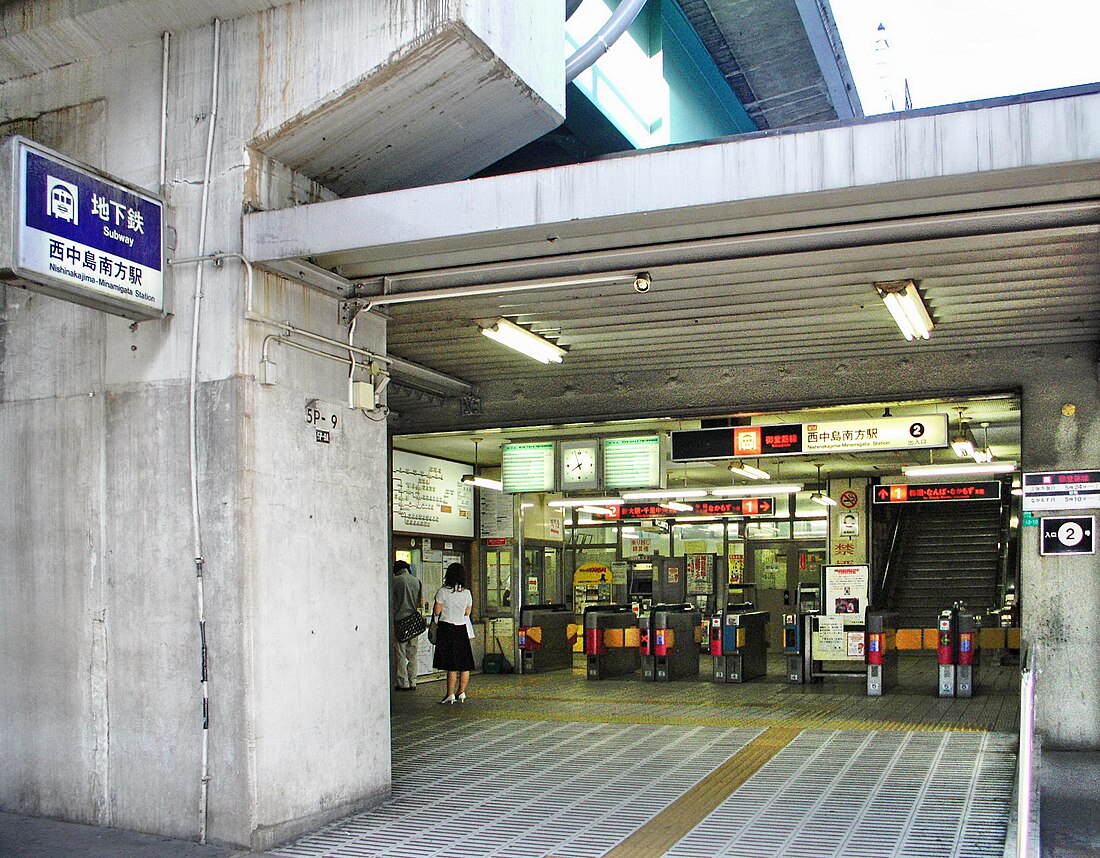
686 553 714 595
824 564 869 621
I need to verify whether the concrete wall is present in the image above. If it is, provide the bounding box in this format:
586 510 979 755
0 0 564 848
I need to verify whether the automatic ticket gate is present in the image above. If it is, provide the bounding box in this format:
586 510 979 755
710 608 769 683
938 604 980 698
584 604 640 680
640 604 701 681
865 610 899 696
783 612 818 684
517 603 573 674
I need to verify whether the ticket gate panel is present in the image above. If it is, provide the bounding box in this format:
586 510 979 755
711 609 769 683
644 605 700 681
865 610 899 696
936 605 981 697
518 604 573 674
584 605 640 680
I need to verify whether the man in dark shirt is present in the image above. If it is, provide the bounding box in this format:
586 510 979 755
392 559 424 690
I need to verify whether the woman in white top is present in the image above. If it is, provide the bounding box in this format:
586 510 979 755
431 562 474 704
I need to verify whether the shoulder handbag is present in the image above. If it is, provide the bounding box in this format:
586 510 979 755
395 611 427 642
427 615 438 645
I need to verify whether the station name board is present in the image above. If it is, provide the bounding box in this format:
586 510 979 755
872 481 1002 503
672 415 948 461
3 136 164 320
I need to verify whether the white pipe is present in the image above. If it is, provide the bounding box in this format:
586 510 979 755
565 0 649 83
188 17 220 845
363 272 634 312
159 32 170 189
347 312 359 408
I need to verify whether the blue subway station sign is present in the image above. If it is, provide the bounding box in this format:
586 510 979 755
8 136 164 320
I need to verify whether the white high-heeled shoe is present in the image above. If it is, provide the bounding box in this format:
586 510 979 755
457 692 466 703
439 694 456 705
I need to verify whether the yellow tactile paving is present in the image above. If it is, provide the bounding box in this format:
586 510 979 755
601 726 803 858
445 704 989 733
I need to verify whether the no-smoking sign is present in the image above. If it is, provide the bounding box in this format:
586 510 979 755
839 490 860 509
1040 515 1095 556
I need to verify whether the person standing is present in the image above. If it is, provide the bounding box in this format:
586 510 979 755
391 559 424 691
431 562 475 704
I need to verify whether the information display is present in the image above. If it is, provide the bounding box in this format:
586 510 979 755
603 436 661 489
824 564 869 621
501 442 555 493
392 450 474 537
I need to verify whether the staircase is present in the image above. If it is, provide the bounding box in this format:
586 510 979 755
886 501 1004 628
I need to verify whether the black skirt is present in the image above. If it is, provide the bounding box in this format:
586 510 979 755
432 621 475 672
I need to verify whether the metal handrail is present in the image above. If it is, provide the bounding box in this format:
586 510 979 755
878 512 904 605
1016 644 1037 858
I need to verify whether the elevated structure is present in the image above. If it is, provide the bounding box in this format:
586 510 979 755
1 0 1097 852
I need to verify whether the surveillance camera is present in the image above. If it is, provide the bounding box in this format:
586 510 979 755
633 272 652 293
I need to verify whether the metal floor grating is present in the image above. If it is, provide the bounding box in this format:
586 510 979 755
266 715 762 858
665 729 1017 858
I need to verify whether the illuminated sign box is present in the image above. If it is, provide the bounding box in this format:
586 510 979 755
1 136 165 320
873 481 1002 503
673 415 948 460
501 442 555 493
603 435 661 489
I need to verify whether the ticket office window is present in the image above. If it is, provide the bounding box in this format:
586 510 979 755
484 547 513 615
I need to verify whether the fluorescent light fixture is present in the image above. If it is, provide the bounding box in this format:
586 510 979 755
874 279 933 341
621 489 709 500
660 501 693 512
728 462 770 480
951 437 975 458
480 318 566 364
577 505 616 515
711 483 802 496
461 474 503 491
674 516 720 523
810 492 838 507
795 508 829 519
972 448 994 464
902 462 1017 477
548 497 624 508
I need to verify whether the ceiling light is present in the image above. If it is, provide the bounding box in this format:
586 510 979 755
577 505 616 515
902 462 1017 477
951 410 974 458
808 463 835 506
621 489 709 500
480 318 566 364
461 437 502 491
548 497 624 508
728 461 770 480
973 421 994 463
795 508 829 518
874 279 933 341
660 501 693 512
461 475 503 491
711 483 803 496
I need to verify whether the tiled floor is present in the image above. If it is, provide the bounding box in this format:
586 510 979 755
265 653 1023 858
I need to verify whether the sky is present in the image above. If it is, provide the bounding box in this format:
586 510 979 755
830 0 1100 115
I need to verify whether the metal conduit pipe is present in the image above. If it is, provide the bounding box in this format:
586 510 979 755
565 0 649 83
187 17 220 844
362 272 636 312
159 32 170 189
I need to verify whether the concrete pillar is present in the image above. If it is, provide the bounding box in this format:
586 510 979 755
1 0 566 848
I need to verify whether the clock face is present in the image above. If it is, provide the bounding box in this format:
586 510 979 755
561 442 599 488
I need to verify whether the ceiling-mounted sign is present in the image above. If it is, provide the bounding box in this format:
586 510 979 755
501 442 555 493
672 415 948 461
1023 470 1100 510
1040 515 1095 556
602 436 661 489
2 136 164 320
872 481 1002 503
599 497 775 520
